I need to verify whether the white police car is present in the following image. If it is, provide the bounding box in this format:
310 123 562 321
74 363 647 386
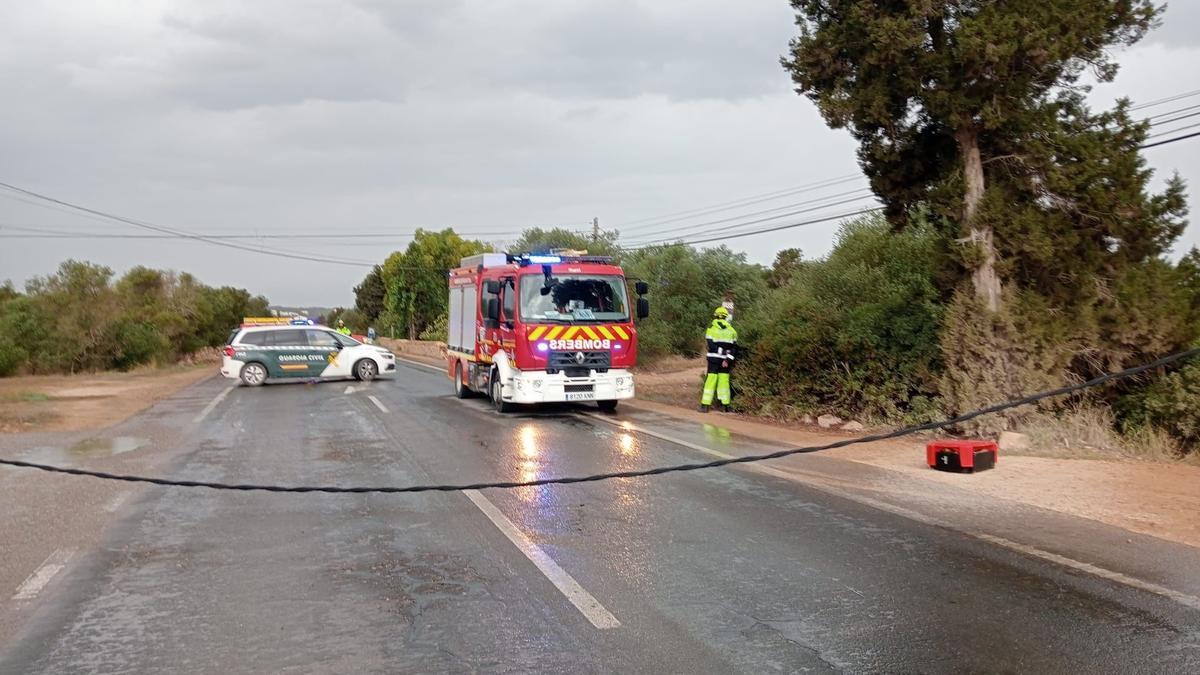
221 321 396 386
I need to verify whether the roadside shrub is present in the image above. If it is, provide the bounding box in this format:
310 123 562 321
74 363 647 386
0 260 269 377
737 215 944 423
0 341 24 376
109 320 170 370
1118 357 1200 453
623 244 766 359
418 313 449 342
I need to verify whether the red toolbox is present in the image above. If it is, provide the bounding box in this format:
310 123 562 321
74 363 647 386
927 440 998 473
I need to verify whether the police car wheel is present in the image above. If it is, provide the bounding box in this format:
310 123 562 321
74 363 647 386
240 362 267 387
354 359 378 382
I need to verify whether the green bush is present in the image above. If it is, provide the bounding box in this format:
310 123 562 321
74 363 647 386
623 244 766 359
419 313 449 342
736 215 944 422
0 340 25 376
0 260 269 376
109 320 170 370
1118 357 1200 452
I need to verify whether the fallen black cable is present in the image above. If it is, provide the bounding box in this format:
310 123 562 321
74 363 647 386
2 347 1197 494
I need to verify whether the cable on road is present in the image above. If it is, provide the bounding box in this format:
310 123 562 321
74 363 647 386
1 348 1198 495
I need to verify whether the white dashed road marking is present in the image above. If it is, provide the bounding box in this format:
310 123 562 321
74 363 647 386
582 413 1200 613
464 490 620 630
367 395 389 413
12 549 74 601
192 386 233 423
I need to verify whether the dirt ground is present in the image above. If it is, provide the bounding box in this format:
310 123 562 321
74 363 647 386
635 356 707 408
630 358 1200 549
0 365 215 433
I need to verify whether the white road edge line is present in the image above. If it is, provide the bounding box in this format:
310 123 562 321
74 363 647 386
581 412 1200 612
12 549 74 601
464 490 621 629
192 386 233 423
395 356 444 373
367 395 390 413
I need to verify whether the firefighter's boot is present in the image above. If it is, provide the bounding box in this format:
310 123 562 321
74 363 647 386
699 404 710 413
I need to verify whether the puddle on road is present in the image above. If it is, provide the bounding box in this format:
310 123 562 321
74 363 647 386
67 436 148 457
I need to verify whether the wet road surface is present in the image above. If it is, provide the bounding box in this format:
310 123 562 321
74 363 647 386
2 361 1199 672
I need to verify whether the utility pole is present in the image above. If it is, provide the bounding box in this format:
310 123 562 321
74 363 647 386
592 217 600 241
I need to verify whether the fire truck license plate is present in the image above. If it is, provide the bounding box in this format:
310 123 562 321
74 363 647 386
565 392 595 401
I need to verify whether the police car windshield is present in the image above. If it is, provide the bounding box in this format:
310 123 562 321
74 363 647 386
519 274 629 323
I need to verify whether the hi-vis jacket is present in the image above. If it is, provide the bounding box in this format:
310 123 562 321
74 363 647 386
705 319 738 367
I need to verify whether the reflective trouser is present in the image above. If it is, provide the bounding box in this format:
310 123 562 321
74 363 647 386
701 372 731 405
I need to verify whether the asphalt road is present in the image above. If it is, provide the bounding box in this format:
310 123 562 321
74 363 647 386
2 360 1199 673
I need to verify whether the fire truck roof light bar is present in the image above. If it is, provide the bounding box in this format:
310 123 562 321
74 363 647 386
510 252 615 266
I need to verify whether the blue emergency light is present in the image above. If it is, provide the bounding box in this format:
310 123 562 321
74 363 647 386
525 255 562 264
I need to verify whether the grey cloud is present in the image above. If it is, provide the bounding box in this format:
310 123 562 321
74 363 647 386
1146 3 1200 48
1 0 1196 307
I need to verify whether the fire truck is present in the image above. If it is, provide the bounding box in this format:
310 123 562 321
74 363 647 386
446 251 649 412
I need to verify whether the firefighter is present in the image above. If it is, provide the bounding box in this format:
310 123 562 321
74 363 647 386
336 319 351 336
700 306 737 412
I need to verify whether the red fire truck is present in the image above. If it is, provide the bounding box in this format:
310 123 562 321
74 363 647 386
446 251 649 412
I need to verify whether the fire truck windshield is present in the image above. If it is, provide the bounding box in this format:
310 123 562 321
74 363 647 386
519 274 630 323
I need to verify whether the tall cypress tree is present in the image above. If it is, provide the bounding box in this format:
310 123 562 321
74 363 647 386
782 1 1191 426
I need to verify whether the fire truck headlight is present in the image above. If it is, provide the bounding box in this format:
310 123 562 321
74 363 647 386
616 376 632 390
532 379 543 389
514 379 526 391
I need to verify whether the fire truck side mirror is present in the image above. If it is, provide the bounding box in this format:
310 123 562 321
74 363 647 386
484 280 501 295
637 297 650 320
485 297 501 324
635 281 649 296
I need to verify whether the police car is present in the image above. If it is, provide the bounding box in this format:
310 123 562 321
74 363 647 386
221 319 396 386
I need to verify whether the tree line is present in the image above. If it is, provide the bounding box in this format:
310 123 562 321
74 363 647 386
0 260 270 375
340 1 1200 452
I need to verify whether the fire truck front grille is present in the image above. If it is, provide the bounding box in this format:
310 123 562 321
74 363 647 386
547 350 611 371
564 384 594 394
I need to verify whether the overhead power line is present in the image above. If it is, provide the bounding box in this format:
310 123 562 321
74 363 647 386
1145 103 1200 121
1139 130 1200 149
629 194 880 248
1147 110 1200 128
0 223 516 240
0 182 380 267
1129 88 1200 111
643 130 1200 250
0 183 507 269
621 188 876 243
1146 121 1200 140
629 207 885 250
615 174 864 231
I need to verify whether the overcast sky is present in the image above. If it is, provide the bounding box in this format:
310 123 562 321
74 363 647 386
2 1 1199 308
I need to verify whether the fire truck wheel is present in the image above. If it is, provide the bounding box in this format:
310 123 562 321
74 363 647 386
454 362 471 398
490 369 515 413
597 399 618 413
